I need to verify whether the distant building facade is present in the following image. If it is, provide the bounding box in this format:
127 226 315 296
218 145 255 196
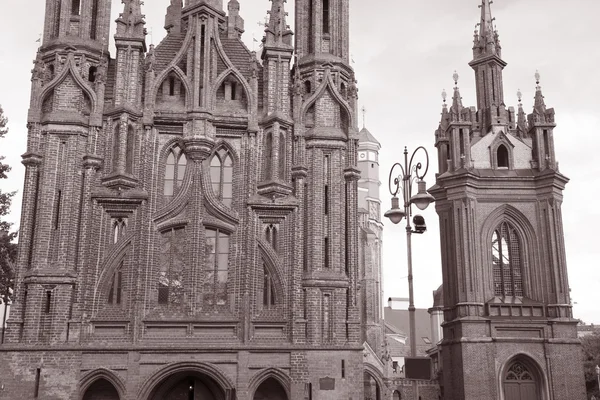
431 1 586 399
2 0 385 399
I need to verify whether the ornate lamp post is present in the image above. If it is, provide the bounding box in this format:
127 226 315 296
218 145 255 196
384 146 435 399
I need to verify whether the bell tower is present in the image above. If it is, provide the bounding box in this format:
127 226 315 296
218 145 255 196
431 1 586 399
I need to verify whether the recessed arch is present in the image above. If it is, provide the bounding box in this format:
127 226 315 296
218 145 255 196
137 362 235 400
79 368 126 400
152 66 191 109
480 205 539 301
211 68 253 112
248 368 291 400
499 354 547 400
300 70 354 129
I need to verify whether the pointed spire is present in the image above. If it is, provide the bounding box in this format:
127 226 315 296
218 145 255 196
533 70 547 115
263 0 293 48
116 0 146 41
474 0 501 59
516 89 528 135
450 71 464 115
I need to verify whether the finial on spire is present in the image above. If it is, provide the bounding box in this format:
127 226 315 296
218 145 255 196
517 89 522 104
442 89 447 105
474 0 501 59
263 0 292 48
362 106 367 129
453 71 459 88
535 70 541 90
117 0 146 40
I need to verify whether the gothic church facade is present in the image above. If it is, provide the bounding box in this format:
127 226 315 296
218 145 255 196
431 1 586 399
3 0 386 399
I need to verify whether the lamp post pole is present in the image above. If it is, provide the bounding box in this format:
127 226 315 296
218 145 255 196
596 365 600 397
385 146 435 400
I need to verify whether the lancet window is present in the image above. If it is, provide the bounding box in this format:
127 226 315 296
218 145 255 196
107 262 123 305
204 228 230 307
164 145 187 200
158 227 186 306
210 148 233 207
492 221 523 297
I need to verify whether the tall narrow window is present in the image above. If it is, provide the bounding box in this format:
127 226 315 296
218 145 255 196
324 237 329 268
204 229 230 306
108 262 123 305
497 145 509 168
158 227 186 305
492 222 523 296
34 368 41 398
71 0 81 15
113 218 127 244
322 0 330 34
125 126 135 174
45 291 52 314
164 145 187 200
323 293 331 341
324 154 330 215
53 0 62 38
210 148 233 207
264 131 273 180
543 129 550 162
263 264 276 308
199 25 206 106
279 130 286 179
459 129 465 157
112 125 120 171
90 0 99 39
266 224 278 252
53 190 62 230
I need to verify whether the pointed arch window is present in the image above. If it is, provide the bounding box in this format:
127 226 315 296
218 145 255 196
112 125 120 171
204 228 230 307
108 262 123 305
164 145 187 200
210 148 233 207
158 227 186 306
492 222 523 297
497 145 509 168
263 264 276 309
265 224 278 252
125 126 135 174
112 218 127 244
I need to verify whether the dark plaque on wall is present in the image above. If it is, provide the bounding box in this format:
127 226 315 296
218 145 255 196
319 377 335 390
405 357 432 380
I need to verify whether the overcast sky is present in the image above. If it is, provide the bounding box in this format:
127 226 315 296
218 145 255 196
0 0 598 324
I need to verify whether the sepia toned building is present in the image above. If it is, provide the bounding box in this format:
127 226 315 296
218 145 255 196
430 0 586 399
2 0 387 398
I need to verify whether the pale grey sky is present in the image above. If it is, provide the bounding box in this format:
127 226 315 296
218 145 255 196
0 0 598 323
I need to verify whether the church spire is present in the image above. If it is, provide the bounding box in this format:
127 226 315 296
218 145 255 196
116 0 146 42
263 0 293 48
450 71 464 115
474 0 501 60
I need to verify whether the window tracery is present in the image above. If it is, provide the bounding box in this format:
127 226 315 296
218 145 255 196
492 221 523 297
112 218 127 244
164 145 187 200
204 228 230 307
210 148 233 207
158 227 186 306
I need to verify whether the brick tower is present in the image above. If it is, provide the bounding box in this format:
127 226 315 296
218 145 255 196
4 0 374 398
430 1 586 399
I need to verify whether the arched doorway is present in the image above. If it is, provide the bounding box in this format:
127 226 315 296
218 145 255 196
363 371 381 400
253 377 288 400
82 378 120 400
148 371 226 400
393 390 401 400
503 360 540 400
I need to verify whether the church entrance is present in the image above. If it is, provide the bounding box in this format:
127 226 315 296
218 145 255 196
252 377 288 400
363 371 381 400
149 372 226 400
82 379 120 400
503 361 540 400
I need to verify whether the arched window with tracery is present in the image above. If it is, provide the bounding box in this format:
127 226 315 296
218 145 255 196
112 218 127 244
263 263 276 309
492 221 524 297
210 148 233 207
158 227 186 306
204 228 230 307
164 145 187 201
503 361 539 399
108 261 123 305
265 224 278 252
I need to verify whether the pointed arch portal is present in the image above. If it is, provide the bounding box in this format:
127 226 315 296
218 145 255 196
253 377 288 400
503 360 541 400
148 371 226 400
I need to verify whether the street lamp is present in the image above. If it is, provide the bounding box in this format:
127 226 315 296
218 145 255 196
384 146 435 399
